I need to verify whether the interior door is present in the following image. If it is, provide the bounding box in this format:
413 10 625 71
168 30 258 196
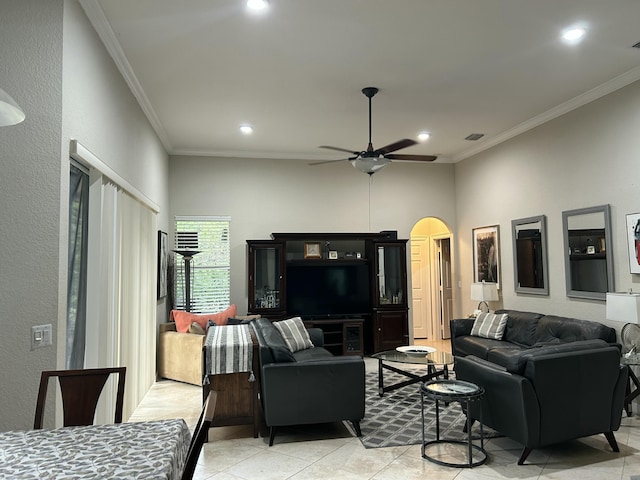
411 238 430 338
437 238 453 339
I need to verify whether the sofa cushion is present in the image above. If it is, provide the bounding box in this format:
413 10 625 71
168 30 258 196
454 335 506 359
471 312 508 340
274 317 314 352
171 304 237 332
189 322 206 335
293 347 334 362
497 310 543 346
535 315 616 344
255 318 296 363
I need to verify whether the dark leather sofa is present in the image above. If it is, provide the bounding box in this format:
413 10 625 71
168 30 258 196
451 310 628 464
251 318 365 446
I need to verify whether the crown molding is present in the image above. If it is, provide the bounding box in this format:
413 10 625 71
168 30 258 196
79 0 173 153
453 65 640 162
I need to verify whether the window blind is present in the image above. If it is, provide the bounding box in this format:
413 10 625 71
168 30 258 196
174 216 231 313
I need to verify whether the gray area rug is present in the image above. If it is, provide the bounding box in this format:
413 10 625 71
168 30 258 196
353 369 497 449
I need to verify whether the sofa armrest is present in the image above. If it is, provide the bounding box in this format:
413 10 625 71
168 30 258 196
260 356 365 426
158 329 205 386
450 318 474 338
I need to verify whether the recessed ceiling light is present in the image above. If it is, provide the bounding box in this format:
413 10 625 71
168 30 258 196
240 124 253 135
561 26 587 44
417 131 431 142
246 0 269 12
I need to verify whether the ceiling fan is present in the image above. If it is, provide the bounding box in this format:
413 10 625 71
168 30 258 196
310 87 437 175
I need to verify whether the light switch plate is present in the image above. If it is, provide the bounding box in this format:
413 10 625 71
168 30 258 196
31 324 52 350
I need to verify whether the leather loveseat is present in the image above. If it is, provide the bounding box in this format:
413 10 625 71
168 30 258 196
451 309 627 464
251 318 365 446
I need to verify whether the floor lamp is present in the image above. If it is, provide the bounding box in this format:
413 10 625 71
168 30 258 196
173 249 199 312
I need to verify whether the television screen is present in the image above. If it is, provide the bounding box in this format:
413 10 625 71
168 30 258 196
286 263 370 317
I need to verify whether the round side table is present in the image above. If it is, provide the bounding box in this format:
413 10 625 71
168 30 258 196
420 379 487 468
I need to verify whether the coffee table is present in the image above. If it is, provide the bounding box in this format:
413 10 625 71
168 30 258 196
371 348 454 396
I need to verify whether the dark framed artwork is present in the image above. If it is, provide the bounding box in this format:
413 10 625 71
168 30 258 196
157 230 168 299
473 225 500 288
626 213 640 274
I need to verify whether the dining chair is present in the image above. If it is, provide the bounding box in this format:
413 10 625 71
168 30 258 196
181 390 217 480
33 367 126 429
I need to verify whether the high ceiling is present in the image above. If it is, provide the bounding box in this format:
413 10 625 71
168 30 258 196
82 0 640 163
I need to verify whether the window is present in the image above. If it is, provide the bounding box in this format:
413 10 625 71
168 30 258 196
174 216 231 313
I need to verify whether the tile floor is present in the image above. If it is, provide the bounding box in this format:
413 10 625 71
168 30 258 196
129 340 640 479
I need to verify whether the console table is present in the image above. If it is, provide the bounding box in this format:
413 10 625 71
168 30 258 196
202 326 260 438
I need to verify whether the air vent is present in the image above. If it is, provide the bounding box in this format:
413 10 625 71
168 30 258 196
465 133 485 141
632 41 640 49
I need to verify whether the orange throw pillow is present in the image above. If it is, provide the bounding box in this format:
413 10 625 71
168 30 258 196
171 304 237 333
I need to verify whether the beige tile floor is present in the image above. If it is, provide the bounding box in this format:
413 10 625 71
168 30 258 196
130 339 640 480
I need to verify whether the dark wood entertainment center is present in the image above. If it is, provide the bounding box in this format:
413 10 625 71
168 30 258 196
247 232 409 354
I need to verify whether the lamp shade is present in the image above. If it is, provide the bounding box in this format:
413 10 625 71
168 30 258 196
0 88 25 127
605 292 640 324
470 282 499 302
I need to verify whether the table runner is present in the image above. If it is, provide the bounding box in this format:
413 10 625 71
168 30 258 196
204 324 253 376
0 419 190 479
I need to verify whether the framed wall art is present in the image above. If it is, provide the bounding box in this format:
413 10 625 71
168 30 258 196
473 225 500 288
626 213 640 274
304 242 322 259
157 230 168 299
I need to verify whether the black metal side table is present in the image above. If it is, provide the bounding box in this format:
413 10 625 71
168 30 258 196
421 379 487 468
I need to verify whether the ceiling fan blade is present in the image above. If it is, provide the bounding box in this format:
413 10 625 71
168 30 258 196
308 158 349 166
385 153 438 162
376 138 417 155
319 145 361 155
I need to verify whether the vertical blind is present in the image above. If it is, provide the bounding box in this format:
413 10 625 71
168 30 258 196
174 216 231 313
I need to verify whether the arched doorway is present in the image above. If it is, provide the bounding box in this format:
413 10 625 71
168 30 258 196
410 218 453 340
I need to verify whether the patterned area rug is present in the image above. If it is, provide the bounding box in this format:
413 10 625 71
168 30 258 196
354 369 496 449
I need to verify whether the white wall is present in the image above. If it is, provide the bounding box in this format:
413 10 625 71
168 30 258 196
455 79 640 329
168 156 456 315
0 0 169 431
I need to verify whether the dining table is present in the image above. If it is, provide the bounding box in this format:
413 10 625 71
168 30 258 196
0 418 190 479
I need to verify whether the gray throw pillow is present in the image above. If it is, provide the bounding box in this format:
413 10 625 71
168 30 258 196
471 313 508 340
273 317 314 352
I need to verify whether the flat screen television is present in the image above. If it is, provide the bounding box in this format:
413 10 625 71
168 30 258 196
286 263 370 318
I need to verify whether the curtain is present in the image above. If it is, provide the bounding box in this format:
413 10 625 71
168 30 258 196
66 164 89 369
90 179 156 422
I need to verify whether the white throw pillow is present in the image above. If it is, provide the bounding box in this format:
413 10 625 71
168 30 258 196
273 317 314 352
471 313 508 340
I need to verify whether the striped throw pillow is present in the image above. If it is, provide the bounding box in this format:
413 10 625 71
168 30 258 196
273 317 314 352
471 313 508 340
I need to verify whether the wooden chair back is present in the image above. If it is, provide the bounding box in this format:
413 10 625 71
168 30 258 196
181 390 217 480
33 367 126 429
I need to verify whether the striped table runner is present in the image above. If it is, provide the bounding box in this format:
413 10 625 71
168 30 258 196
204 324 253 375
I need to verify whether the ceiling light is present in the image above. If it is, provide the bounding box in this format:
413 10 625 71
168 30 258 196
0 87 25 127
417 131 430 142
239 124 253 135
350 157 390 175
246 0 269 12
561 26 587 44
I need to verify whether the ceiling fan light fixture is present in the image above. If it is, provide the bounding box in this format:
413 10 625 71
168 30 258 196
350 156 390 175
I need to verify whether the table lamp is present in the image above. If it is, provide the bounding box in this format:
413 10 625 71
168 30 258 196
606 291 640 356
471 282 499 314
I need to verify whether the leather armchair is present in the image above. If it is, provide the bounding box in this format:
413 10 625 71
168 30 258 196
454 341 628 464
252 318 365 445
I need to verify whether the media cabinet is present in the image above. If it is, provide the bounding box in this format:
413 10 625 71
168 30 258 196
247 232 409 354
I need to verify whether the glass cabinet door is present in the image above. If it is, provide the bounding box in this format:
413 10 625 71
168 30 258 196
374 242 407 307
248 241 284 314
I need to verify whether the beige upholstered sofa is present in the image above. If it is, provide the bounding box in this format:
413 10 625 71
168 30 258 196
157 313 261 386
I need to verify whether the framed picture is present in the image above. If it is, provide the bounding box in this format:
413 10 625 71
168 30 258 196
473 225 500 288
304 242 322 259
626 213 640 274
328 250 338 259
157 230 168 299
